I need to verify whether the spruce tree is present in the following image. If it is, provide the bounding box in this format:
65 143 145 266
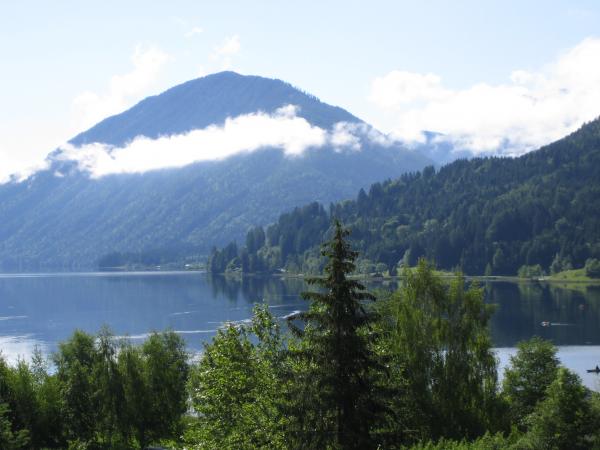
286 220 379 449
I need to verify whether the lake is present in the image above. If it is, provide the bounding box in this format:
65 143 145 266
0 272 599 390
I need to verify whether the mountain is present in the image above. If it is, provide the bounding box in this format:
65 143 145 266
210 117 600 276
0 72 432 270
411 131 475 167
69 71 360 147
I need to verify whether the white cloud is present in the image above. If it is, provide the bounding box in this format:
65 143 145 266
370 71 449 108
56 106 370 178
4 104 398 184
211 35 241 70
213 35 241 56
330 122 363 151
185 26 204 38
196 65 207 77
71 45 170 132
0 120 64 183
0 158 50 184
369 37 600 155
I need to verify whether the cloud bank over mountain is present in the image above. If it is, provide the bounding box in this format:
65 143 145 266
370 37 600 155
55 105 384 178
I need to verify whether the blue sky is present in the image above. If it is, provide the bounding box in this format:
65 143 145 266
2 0 600 179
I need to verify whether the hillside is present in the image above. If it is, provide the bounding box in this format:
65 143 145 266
0 72 431 270
210 117 600 276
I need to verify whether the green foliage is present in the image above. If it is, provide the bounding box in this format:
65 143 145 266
115 330 189 448
357 258 376 274
517 264 544 278
285 221 380 449
5 354 64 449
518 368 597 449
502 336 560 426
585 257 600 278
0 327 192 450
0 403 29 450
54 330 99 444
405 432 518 449
117 342 148 447
139 331 189 445
187 305 286 449
376 259 499 444
550 253 573 275
484 263 493 276
209 202 331 274
212 118 600 276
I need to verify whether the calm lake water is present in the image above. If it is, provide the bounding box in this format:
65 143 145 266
0 272 599 389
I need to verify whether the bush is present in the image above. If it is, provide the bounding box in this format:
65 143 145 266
585 258 600 278
519 368 596 449
406 432 517 449
517 264 544 278
502 337 559 425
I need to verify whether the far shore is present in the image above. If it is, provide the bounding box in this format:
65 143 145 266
5 267 597 286
217 270 600 285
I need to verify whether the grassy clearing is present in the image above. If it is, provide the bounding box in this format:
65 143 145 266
547 268 597 282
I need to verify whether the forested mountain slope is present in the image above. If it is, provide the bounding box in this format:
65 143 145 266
210 117 600 275
0 72 431 270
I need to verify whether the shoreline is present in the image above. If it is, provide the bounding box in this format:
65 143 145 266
0 269 598 286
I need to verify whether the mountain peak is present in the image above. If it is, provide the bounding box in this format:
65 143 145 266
200 70 243 79
70 72 361 147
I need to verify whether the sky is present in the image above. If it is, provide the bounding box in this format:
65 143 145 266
2 0 600 180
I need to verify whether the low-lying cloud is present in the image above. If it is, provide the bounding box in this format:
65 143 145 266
369 37 600 155
56 105 372 178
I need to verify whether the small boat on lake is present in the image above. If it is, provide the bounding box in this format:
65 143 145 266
540 321 574 327
587 366 600 374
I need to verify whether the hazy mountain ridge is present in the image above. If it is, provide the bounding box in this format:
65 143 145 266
0 72 431 270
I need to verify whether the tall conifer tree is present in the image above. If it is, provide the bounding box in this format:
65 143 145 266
286 220 379 449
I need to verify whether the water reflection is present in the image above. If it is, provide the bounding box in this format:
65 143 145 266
0 272 308 364
487 282 600 347
207 274 307 305
0 273 599 389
